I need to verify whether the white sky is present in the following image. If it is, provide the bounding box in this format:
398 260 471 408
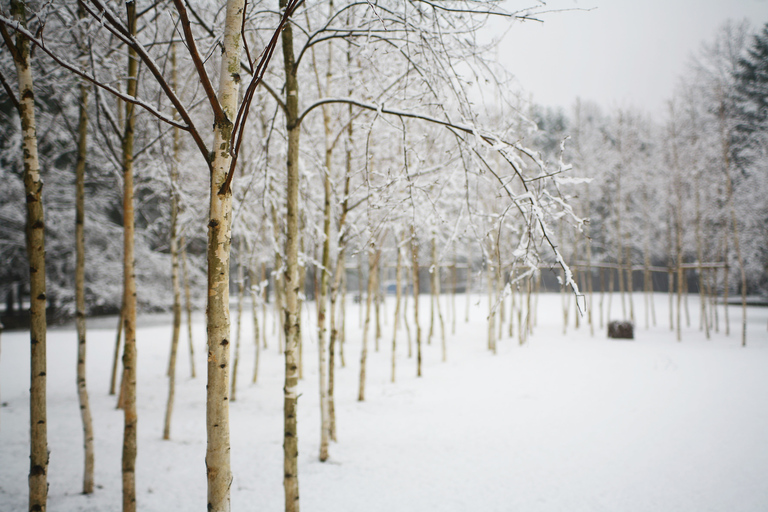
491 0 768 115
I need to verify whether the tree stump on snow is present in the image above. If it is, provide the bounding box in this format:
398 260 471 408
607 321 634 339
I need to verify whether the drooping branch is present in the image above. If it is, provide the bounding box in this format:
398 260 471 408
296 96 583 303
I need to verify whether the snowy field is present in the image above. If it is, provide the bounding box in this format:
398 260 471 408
1 293 768 512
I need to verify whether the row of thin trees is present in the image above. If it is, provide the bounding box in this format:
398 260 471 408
0 1 580 511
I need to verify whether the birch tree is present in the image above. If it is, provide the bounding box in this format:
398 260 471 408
1 1 49 508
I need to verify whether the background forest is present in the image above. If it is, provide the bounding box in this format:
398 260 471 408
1 1 767 511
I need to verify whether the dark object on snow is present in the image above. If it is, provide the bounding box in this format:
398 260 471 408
608 321 634 339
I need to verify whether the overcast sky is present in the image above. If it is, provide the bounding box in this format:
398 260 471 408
491 0 768 115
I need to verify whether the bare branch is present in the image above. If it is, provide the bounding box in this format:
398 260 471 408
0 67 20 113
219 0 303 195
171 0 226 125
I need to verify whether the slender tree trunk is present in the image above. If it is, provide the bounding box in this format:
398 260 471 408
496 260 504 342
281 3 302 506
428 240 436 346
10 3 48 507
327 76 353 439
487 262 495 353
676 193 684 343
327 224 348 444
74 77 95 493
723 229 730 336
163 45 183 440
403 259 412 358
572 246 586 329
508 269 516 339
586 233 594 336
517 278 525 345
230 257 244 402
181 241 196 378
249 262 261 384
451 260 457 335
411 227 422 377
526 276 533 341
694 172 708 334
316 91 333 462
533 273 540 330
607 266 614 322
643 208 651 330
0 320 3 430
683 268 691 327
358 254 365 327
720 111 747 346
560 265 568 335
508 267 515 339
340 269 347 367
615 147 626 321
205 0 245 509
358 246 377 401
391 236 403 383
465 245 472 323
271 202 285 351
374 255 382 350
664 209 673 332
626 241 634 324
431 238 446 360
297 236 306 381
599 268 605 329
110 306 124 395
120 6 139 509
261 262 268 349
713 241 721 333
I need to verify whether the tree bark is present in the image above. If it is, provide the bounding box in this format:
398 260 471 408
0 320 3 430
10 1 49 507
280 1 302 506
358 246 377 401
311 25 334 459
403 258 412 358
327 78 354 440
465 244 472 323
163 44 183 439
374 254 382 351
261 262 268 349
250 261 261 384
75 77 95 493
316 202 331 455
431 238 446 360
271 201 286 351
411 226 422 377
109 306 123 395
205 0 245 509
230 256 245 402
121 4 139 509
487 262 495 353
451 261 457 335
181 241 196 378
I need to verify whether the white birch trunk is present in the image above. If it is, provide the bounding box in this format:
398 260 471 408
205 0 245 509
11 2 48 507
74 77 95 493
281 1 302 505
121 6 139 508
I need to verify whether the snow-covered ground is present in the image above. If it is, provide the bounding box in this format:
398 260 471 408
1 293 767 511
